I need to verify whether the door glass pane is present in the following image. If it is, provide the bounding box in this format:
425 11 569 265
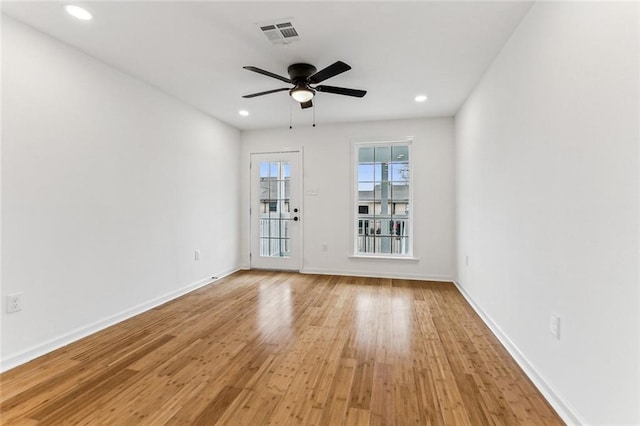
281 220 290 238
281 238 291 256
259 161 291 258
260 238 269 256
270 238 280 256
260 162 270 178
269 162 279 178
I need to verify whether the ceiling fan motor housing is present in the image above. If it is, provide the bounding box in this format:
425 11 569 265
287 63 317 84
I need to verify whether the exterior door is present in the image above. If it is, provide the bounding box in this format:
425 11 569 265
250 151 301 270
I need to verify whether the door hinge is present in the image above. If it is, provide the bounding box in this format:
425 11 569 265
249 207 252 215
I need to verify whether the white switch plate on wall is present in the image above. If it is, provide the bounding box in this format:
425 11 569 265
7 293 22 313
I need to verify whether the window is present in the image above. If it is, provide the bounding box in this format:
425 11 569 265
354 141 412 256
259 161 291 257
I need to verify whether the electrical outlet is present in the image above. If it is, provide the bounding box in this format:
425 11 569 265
7 293 22 313
194 250 201 261
550 314 560 339
321 243 328 252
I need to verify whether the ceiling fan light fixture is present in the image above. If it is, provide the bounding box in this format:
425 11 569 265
290 86 315 103
242 61 366 108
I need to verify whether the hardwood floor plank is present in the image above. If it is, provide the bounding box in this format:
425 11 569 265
0 358 81 402
30 368 139 423
369 362 395 426
413 366 446 425
216 388 281 426
165 379 229 424
192 385 243 425
318 357 357 425
27 334 174 422
344 407 371 425
0 271 563 425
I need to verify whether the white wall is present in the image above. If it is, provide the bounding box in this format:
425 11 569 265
455 2 639 424
1 16 241 370
241 117 455 281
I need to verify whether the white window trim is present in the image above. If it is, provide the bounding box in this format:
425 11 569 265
348 254 419 261
351 138 414 258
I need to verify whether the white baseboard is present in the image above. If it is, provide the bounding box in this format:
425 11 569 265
0 266 242 373
453 281 585 425
300 267 452 282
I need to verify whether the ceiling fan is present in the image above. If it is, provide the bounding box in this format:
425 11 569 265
242 61 367 109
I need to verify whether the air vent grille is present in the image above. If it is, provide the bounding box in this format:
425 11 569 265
258 19 300 45
279 27 298 38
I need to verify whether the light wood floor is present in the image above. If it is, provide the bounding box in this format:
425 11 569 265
1 271 562 425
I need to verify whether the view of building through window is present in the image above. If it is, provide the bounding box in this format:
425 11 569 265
356 143 411 255
259 161 291 257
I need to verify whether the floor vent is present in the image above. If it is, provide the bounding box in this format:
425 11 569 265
258 20 300 45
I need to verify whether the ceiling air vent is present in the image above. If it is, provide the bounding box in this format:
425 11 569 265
258 19 300 45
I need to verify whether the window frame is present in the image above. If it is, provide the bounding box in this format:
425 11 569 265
351 138 414 258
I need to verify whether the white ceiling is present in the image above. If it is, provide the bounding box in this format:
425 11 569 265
2 1 533 130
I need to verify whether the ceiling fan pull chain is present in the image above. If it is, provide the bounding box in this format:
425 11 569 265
289 102 293 130
312 101 316 127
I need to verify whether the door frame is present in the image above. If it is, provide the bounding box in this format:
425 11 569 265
249 149 304 272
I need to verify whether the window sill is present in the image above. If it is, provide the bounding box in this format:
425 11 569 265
349 254 419 262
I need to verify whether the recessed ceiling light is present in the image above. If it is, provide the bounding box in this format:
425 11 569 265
414 94 428 102
65 5 92 21
239 110 249 117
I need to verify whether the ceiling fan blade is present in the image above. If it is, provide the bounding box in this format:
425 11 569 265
308 61 351 84
315 85 367 98
243 66 291 84
300 100 313 109
242 88 290 98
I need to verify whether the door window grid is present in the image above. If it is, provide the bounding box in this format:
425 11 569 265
259 161 291 257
